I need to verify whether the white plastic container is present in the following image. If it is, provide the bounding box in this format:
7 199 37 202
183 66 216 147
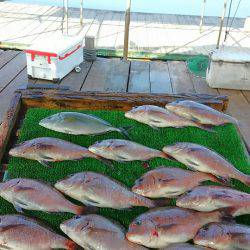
206 49 250 90
25 35 83 82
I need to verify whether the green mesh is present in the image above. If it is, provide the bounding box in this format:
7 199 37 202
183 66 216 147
186 55 209 78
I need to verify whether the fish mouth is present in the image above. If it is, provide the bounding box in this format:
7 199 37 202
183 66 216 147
126 232 139 243
60 222 68 233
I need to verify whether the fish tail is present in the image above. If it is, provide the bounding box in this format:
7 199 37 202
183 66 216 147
118 126 134 140
207 174 233 187
151 198 170 208
75 205 98 215
97 156 114 168
216 207 236 222
160 151 176 161
65 240 78 250
241 174 250 187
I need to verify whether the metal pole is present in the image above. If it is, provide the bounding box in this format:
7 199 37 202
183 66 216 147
123 0 131 60
80 0 83 26
216 0 228 49
65 0 69 35
62 0 65 33
199 0 206 33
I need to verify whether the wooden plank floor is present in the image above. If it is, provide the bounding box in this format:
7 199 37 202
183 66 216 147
0 2 249 55
0 49 249 149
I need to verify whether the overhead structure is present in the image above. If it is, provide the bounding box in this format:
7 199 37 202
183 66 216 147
62 0 84 35
216 0 228 49
123 0 131 60
199 0 206 33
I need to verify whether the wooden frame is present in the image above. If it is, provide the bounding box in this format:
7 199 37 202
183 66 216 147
0 89 230 169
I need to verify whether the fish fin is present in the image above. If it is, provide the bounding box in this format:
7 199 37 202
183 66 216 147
190 116 201 123
197 124 216 133
215 176 233 187
0 224 25 233
13 186 35 192
65 240 78 250
217 207 236 222
76 205 98 215
13 203 24 213
152 198 170 207
229 232 248 243
149 124 160 130
38 160 52 168
118 126 134 140
96 156 115 169
186 159 200 168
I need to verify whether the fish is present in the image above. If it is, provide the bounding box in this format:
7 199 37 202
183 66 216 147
176 185 250 216
162 243 212 250
0 178 93 214
39 112 133 139
165 100 239 126
132 166 222 198
55 172 168 209
88 139 169 162
0 214 77 250
162 142 250 186
60 214 148 250
194 222 250 250
9 137 110 167
125 105 214 132
126 206 231 249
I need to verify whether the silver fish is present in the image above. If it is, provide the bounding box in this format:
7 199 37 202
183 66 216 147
0 214 77 250
132 167 222 198
165 100 238 126
125 105 213 131
9 137 108 167
194 222 250 250
60 214 148 250
126 206 229 248
39 112 132 139
89 139 169 162
0 178 90 214
163 142 250 186
176 185 250 216
162 243 212 250
55 172 167 209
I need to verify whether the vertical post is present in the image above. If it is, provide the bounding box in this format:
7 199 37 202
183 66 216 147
216 0 228 49
62 0 65 33
199 0 206 33
80 0 83 26
123 0 131 60
65 0 69 35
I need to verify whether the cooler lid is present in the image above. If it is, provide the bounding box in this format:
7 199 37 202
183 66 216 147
211 49 250 63
27 34 83 55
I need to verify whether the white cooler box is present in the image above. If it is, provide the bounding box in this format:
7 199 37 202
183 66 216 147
206 49 250 90
25 35 83 82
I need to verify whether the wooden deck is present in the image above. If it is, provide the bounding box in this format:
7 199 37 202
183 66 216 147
0 49 249 148
0 2 249 55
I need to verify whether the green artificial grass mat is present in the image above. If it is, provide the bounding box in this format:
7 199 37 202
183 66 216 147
1 108 250 234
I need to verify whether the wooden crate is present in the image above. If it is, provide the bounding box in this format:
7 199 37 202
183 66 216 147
0 89 229 175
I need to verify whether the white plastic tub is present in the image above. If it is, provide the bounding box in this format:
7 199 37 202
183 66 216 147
206 49 250 90
25 35 83 82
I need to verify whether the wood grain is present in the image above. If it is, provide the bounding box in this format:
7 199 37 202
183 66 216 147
0 93 21 163
128 61 150 93
82 58 130 92
150 61 172 93
19 89 228 111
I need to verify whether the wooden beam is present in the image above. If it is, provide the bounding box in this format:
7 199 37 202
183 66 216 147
0 93 21 163
18 89 228 112
123 0 131 60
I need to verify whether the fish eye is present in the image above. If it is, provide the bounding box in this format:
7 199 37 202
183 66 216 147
74 215 81 219
138 178 143 183
135 220 142 226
